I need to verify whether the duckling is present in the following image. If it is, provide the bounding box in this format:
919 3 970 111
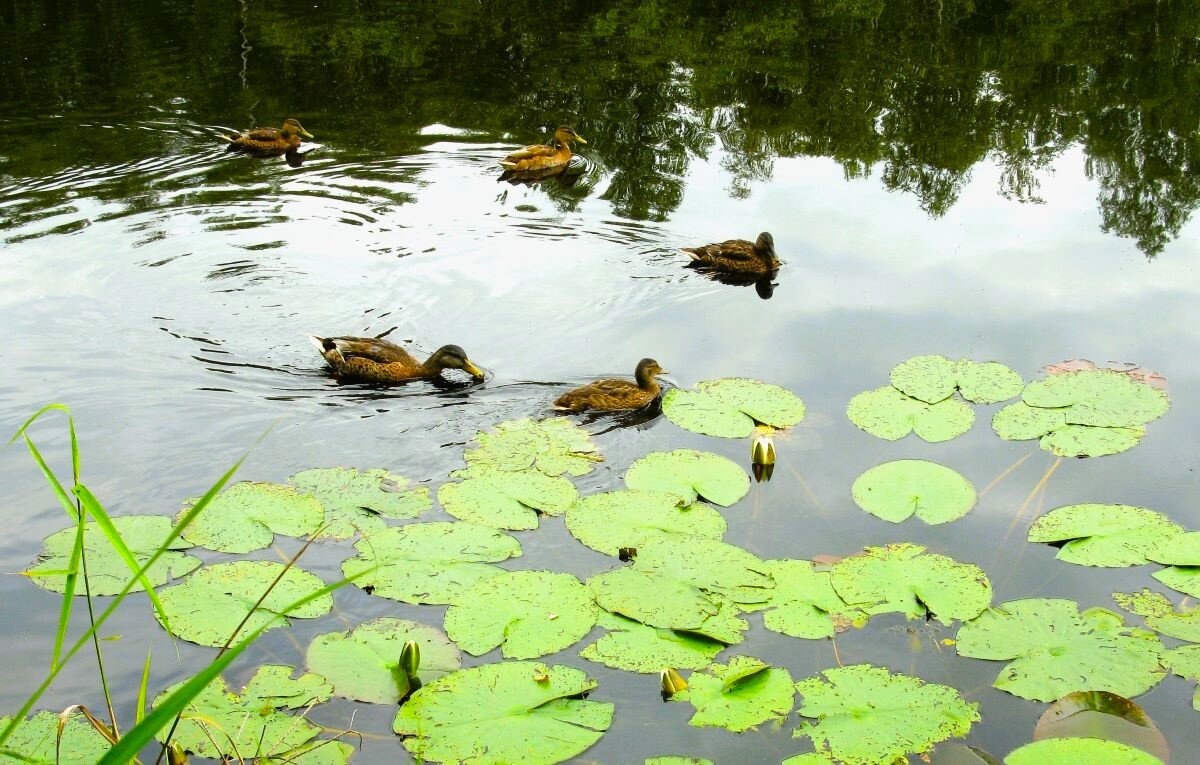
553 358 667 412
682 232 779 274
224 118 314 156
499 126 587 173
310 335 484 384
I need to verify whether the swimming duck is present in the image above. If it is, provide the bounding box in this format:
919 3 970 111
682 232 779 274
224 118 314 156
553 358 667 412
310 335 485 384
499 126 587 173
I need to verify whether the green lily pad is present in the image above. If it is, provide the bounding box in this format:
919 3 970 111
444 570 598 659
1145 531 1200 565
0 711 112 764
1152 566 1200 598
565 489 727 555
155 561 332 646
831 543 992 624
178 481 324 553
646 758 714 765
1027 504 1183 567
289 467 431 541
850 460 977 525
794 664 979 765
955 360 1025 404
675 656 795 732
1166 644 1200 710
588 567 748 644
258 740 355 765
1034 691 1168 763
742 560 867 639
662 378 806 437
1113 589 1200 641
306 617 461 703
955 598 1165 701
847 386 974 442
890 354 958 403
1003 738 1163 765
437 466 578 530
24 515 200 595
1023 369 1170 427
1041 424 1146 457
341 521 521 604
464 417 602 477
154 665 331 759
393 662 613 764
579 610 725 672
624 449 749 506
992 401 1068 440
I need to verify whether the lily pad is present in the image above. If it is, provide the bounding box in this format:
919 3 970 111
646 759 714 765
624 449 750 506
851 460 977 525
444 570 598 659
1114 589 1200 641
1003 738 1164 765
662 378 806 438
178 481 324 553
0 711 112 764
341 521 521 604
156 561 333 646
1165 644 1200 710
674 656 795 732
258 740 355 765
955 598 1165 701
1151 566 1200 598
847 386 974 442
24 515 200 595
830 543 992 624
1022 369 1169 427
992 401 1067 440
437 466 578 530
890 354 958 403
742 560 867 639
565 489 727 555
306 617 461 703
289 467 431 541
794 664 979 765
1034 691 1169 762
1027 504 1183 567
588 567 749 644
993 404 1147 457
1145 531 1200 565
579 610 725 672
154 665 331 760
464 417 602 477
955 360 1025 404
393 662 613 764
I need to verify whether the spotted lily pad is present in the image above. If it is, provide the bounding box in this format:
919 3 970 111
1151 567 1200 598
1145 531 1200 565
392 662 613 764
579 610 725 672
341 522 521 605
437 466 578 530
178 481 324 553
464 417 602 477
741 560 867 639
565 489 727 555
0 711 113 764
955 360 1026 404
306 617 461 703
674 656 795 732
1027 505 1184 567
589 567 748 644
889 355 1024 405
1023 369 1169 427
624 449 750 506
831 543 992 624
955 598 1165 701
444 570 598 659
289 467 431 541
662 378 806 438
993 402 1147 457
794 664 979 765
1114 589 1200 642
24 515 200 595
851 460 977 525
1003 738 1164 765
1165 644 1200 710
847 386 974 442
1034 691 1168 762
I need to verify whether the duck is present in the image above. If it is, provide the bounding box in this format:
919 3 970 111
224 118 314 156
499 126 587 173
682 232 779 274
553 358 667 412
310 335 485 384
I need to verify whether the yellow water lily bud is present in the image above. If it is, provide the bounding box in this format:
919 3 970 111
750 426 776 466
660 668 687 695
167 743 189 765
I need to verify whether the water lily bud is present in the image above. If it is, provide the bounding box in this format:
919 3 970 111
660 668 687 695
751 427 776 466
167 743 189 765
400 640 421 680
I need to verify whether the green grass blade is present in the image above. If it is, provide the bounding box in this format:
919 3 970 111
48 523 87 672
19 434 76 518
136 649 153 727
8 403 74 447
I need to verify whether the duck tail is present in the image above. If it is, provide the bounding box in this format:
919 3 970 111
309 335 344 364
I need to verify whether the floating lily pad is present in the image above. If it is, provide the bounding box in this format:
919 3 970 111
1023 369 1169 427
1027 505 1184 567
1165 644 1200 710
955 360 1025 404
1114 589 1200 641
1152 566 1200 598
154 665 331 760
992 401 1068 440
464 417 602 477
444 570 598 659
1003 738 1164 765
24 515 200 595
662 378 806 437
645 758 714 765
289 467 431 541
847 386 974 442
831 544 992 624
1035 691 1169 762
674 656 795 732
993 403 1147 457
565 489 727 555
742 560 867 639
257 740 355 765
624 449 749 506
850 460 977 525
890 355 958 403
1145 531 1200 565
178 481 324 553
155 561 332 646
794 664 979 765
589 567 748 644
955 598 1165 701
437 466 578 530
393 662 613 764
0 710 112 764
341 522 521 604
579 610 725 672
306 617 461 703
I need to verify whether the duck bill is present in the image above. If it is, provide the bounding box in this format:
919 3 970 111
300 129 314 139
574 134 587 144
463 361 486 380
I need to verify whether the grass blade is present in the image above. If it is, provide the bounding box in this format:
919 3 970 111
136 649 153 727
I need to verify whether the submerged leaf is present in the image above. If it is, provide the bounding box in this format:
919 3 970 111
565 489 727 555
289 467 431 541
579 611 724 672
178 481 324 553
1003 738 1163 765
624 449 750 506
851 460 977 525
0 711 112 764
1027 504 1183 567
831 543 992 624
437 466 578 530
677 656 795 732
662 378 806 438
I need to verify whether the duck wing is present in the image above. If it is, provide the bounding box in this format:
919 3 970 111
312 336 419 366
236 126 283 141
554 379 646 411
683 240 758 262
501 143 557 163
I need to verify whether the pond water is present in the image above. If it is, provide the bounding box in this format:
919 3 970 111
2 1 1200 762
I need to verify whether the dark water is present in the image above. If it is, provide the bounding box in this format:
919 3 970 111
2 1 1199 762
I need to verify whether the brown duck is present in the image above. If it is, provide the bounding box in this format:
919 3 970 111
310 335 485 384
554 358 667 412
682 232 779 274
224 118 314 156
499 126 587 173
